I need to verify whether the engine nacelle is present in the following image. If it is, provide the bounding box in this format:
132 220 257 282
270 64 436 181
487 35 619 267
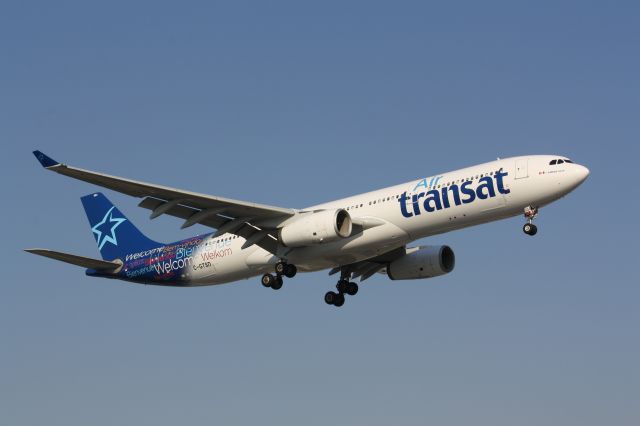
279 209 353 247
387 245 455 280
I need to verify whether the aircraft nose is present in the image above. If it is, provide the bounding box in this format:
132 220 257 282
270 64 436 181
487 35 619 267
576 164 590 183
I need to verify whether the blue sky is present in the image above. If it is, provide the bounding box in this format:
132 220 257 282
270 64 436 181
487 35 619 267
1 1 638 425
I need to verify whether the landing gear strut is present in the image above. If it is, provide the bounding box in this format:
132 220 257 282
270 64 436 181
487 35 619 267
325 274 359 307
523 206 539 236
261 261 297 291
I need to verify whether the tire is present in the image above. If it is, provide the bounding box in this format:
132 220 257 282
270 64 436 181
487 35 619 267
336 280 349 293
325 291 337 305
346 282 359 296
275 262 286 275
333 293 345 307
271 276 283 290
261 274 274 287
523 223 532 235
529 224 538 236
283 264 297 278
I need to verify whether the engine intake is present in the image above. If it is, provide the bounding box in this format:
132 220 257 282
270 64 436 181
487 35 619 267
279 209 353 247
387 245 455 280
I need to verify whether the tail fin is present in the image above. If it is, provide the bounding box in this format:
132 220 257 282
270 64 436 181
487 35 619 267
81 193 161 260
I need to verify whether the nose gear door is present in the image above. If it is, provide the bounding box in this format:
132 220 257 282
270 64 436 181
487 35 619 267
515 159 529 179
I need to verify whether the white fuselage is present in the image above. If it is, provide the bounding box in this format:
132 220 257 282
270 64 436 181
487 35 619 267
182 155 589 285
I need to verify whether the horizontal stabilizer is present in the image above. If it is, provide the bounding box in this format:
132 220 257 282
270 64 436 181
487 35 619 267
24 249 122 271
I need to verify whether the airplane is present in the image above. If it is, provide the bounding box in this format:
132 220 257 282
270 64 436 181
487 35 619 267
26 151 589 307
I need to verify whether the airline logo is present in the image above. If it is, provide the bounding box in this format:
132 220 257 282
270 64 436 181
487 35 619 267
91 207 126 250
399 170 510 218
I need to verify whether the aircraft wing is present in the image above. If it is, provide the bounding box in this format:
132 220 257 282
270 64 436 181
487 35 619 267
33 151 296 253
328 246 406 282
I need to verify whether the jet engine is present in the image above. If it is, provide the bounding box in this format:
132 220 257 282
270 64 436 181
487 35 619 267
387 245 455 280
279 209 353 247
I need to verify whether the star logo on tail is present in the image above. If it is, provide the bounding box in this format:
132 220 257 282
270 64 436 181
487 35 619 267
91 207 126 250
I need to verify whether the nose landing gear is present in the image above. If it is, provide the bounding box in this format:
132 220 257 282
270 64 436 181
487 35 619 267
523 223 537 236
523 206 539 236
261 261 297 290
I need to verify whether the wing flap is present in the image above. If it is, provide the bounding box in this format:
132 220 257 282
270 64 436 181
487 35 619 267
138 196 279 253
138 197 228 229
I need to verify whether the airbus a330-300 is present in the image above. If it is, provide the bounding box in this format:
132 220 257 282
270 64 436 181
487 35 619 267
27 151 589 307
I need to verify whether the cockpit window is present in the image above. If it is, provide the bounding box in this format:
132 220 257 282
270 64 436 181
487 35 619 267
564 159 573 163
557 159 564 164
549 159 557 165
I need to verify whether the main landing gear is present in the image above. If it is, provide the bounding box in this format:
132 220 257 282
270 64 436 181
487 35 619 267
523 206 539 236
324 276 358 308
261 261 297 291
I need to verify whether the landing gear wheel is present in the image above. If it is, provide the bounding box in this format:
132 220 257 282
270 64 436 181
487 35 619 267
523 223 538 236
261 273 275 288
283 264 297 278
346 282 359 296
336 279 349 293
271 275 283 290
325 291 338 305
275 262 286 275
324 291 345 306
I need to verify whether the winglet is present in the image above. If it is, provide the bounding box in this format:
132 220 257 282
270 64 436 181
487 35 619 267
33 150 60 168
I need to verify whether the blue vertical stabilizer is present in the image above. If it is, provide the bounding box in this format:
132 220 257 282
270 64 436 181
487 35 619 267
80 193 162 260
